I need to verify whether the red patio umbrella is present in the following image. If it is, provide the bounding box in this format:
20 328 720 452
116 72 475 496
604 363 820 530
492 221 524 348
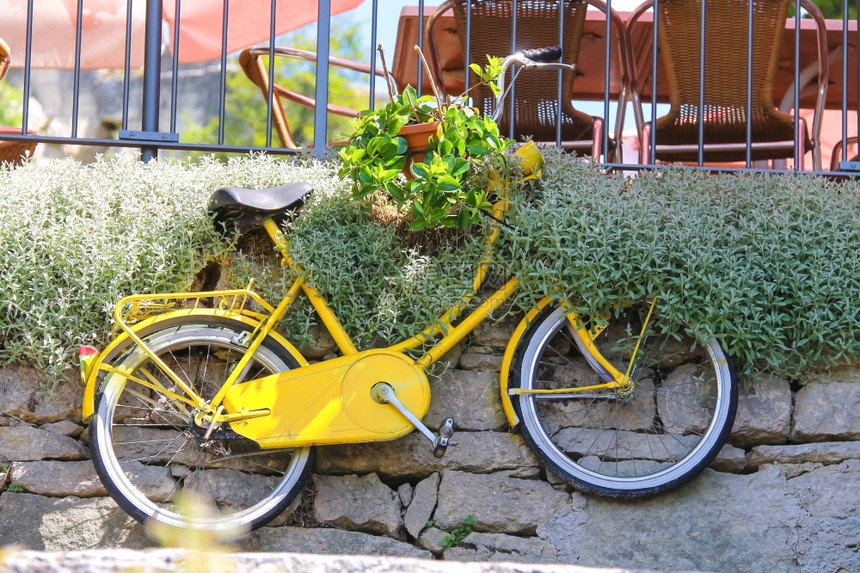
0 0 364 69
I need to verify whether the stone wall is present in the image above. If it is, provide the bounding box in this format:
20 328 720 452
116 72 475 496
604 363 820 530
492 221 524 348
0 314 858 573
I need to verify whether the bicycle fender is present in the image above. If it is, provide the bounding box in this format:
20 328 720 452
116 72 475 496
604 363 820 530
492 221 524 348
499 296 553 428
81 308 306 423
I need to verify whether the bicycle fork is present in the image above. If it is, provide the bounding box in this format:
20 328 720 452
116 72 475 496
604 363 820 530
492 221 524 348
500 297 659 424
535 298 659 396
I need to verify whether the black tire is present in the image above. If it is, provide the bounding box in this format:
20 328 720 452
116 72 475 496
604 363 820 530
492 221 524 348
89 321 315 535
512 303 737 498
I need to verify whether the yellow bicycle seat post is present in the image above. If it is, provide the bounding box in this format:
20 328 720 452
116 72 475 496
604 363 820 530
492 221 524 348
262 218 293 267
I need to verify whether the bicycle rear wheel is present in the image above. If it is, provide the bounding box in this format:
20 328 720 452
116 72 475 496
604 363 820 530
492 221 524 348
512 303 737 498
89 320 314 535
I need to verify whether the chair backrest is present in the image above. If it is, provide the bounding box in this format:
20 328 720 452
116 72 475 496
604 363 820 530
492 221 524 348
628 0 829 167
239 47 298 148
429 0 596 146
660 0 788 117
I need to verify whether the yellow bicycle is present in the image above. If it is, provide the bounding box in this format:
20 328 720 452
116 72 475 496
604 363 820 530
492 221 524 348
80 49 737 534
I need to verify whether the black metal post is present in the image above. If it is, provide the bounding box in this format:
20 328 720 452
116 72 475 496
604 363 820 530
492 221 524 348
313 0 332 156
141 0 164 161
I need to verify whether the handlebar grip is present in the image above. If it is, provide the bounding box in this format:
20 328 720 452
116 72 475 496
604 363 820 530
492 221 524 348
521 45 562 63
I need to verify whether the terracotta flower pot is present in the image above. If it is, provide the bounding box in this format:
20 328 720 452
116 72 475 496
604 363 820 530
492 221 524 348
399 120 440 178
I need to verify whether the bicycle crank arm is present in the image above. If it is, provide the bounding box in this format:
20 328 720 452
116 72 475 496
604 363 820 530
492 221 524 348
372 383 455 457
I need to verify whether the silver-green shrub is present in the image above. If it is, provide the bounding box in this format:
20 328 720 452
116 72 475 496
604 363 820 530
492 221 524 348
3 149 860 388
502 147 860 379
0 153 338 389
285 183 488 350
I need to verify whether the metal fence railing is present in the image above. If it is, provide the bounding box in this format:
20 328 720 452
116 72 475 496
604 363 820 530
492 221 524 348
0 0 857 175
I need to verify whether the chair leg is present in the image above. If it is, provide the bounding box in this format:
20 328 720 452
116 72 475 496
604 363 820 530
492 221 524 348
830 138 845 172
592 118 604 161
640 123 652 165
830 137 859 171
796 117 807 171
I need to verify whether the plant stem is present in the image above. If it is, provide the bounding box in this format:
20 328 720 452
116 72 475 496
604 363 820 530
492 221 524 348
377 44 398 104
413 44 445 121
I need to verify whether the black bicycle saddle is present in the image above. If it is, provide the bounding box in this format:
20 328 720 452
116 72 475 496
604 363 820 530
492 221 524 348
208 182 313 232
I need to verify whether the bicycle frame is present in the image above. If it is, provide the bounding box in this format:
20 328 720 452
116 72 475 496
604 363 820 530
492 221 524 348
81 53 641 449
81 149 631 450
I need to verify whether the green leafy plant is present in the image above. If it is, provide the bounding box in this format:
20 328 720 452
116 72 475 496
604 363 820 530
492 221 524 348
438 514 477 548
338 49 512 231
284 178 490 350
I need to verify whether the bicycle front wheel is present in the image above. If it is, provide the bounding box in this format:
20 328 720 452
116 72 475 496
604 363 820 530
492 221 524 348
89 320 315 535
512 303 737 499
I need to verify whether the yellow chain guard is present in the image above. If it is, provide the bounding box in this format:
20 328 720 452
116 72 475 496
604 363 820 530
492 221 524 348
222 350 430 448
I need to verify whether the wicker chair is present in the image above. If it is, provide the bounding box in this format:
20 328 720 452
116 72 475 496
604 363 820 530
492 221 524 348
627 0 828 170
426 0 633 160
239 46 396 149
0 37 37 166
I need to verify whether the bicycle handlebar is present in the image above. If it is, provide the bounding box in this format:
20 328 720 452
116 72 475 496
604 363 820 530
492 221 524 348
491 45 576 123
520 45 563 62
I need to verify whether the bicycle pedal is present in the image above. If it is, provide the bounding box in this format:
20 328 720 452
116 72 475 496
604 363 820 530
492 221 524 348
432 418 455 458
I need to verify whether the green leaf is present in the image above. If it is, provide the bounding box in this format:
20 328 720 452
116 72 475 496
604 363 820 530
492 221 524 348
449 159 470 177
409 218 429 231
393 136 408 155
456 208 472 229
410 162 430 179
467 142 489 156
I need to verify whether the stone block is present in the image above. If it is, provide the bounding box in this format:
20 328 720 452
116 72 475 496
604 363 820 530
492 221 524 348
10 460 105 497
731 374 792 446
0 493 146 550
0 425 87 462
457 352 503 372
416 526 448 555
0 365 81 424
434 470 569 536
537 467 804 573
242 526 432 559
443 531 558 563
792 381 860 441
710 442 747 472
316 430 539 480
313 473 402 537
404 472 439 539
425 369 507 431
747 441 860 469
